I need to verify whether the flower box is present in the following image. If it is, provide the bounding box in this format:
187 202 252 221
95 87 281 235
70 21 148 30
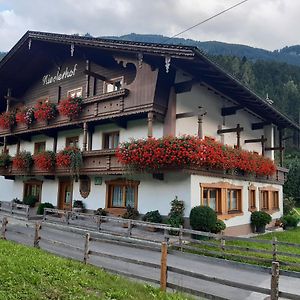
0 111 15 129
12 151 33 171
56 147 82 173
16 107 35 126
34 151 56 171
34 100 57 122
58 97 83 119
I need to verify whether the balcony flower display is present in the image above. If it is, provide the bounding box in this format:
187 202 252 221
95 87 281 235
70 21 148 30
34 151 56 171
16 107 35 126
0 111 16 129
0 152 11 168
34 100 57 122
12 151 33 171
58 97 83 119
56 146 82 173
116 136 276 177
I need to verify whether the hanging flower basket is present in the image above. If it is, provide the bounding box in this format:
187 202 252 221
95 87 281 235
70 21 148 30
12 151 33 171
116 136 276 177
0 111 16 129
56 146 82 173
34 100 57 122
16 107 35 126
34 151 56 171
58 97 83 119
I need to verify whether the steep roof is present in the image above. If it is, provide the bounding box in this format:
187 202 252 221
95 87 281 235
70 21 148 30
1 31 299 131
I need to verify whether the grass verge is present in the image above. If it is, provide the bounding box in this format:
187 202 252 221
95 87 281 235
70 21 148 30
0 239 193 300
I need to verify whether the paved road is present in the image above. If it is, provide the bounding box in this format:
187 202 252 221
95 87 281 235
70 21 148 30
2 215 300 300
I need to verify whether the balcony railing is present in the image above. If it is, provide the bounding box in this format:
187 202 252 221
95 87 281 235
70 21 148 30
0 89 129 137
0 149 288 185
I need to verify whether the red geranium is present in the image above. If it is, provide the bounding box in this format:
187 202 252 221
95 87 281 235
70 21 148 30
34 100 57 122
34 151 56 171
116 136 276 177
12 151 33 170
0 111 15 129
16 107 35 125
58 97 83 119
56 146 82 173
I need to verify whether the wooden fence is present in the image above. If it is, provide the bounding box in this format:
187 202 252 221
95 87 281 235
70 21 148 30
1 216 300 300
0 201 30 219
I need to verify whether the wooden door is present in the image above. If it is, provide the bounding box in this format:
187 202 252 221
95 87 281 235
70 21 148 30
58 179 73 210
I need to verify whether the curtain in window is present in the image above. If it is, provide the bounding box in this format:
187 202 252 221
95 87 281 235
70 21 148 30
112 186 123 207
125 186 135 207
209 189 216 210
231 190 237 210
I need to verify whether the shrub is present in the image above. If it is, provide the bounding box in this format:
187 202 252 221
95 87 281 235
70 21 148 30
122 206 139 220
250 211 272 228
0 152 11 167
190 206 217 232
12 151 33 170
23 195 38 207
37 202 54 215
281 215 299 229
167 196 185 228
212 219 226 233
94 208 107 216
142 210 162 223
283 197 296 215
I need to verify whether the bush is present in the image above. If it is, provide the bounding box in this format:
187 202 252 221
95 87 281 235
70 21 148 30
23 195 38 207
122 206 139 220
94 208 107 216
250 211 272 228
142 210 162 223
190 206 217 232
167 196 185 228
37 202 54 215
283 197 296 215
212 219 226 233
281 215 299 229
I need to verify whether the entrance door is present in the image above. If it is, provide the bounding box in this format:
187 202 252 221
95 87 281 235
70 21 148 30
58 179 73 210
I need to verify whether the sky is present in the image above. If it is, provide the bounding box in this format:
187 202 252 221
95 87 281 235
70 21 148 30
0 0 299 52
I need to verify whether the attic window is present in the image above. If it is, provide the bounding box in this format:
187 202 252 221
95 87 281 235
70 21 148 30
67 87 82 98
104 77 123 93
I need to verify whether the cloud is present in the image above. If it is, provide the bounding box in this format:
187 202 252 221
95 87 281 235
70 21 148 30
0 0 299 52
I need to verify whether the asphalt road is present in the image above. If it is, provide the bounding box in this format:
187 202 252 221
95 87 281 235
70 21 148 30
2 216 300 300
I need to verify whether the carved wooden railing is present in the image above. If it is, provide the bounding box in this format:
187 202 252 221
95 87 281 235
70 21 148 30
0 89 129 137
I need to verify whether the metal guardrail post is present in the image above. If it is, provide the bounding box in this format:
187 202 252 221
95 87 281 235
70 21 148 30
160 241 168 291
83 233 90 264
34 223 41 248
1 217 8 239
270 261 279 300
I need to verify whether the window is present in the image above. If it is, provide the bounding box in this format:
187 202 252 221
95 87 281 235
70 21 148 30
227 189 241 212
106 179 139 209
67 87 82 98
261 191 269 210
202 188 221 213
34 142 46 154
23 180 42 202
248 186 256 211
200 183 243 218
104 77 123 93
272 191 279 210
103 131 119 149
66 136 79 148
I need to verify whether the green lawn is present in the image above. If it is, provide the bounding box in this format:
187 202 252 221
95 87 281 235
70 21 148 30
184 228 300 272
0 240 193 300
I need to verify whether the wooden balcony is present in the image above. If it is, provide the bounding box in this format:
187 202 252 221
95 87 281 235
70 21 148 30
0 89 132 138
0 150 125 178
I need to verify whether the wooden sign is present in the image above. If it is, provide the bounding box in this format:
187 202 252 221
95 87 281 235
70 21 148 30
42 64 78 85
79 176 91 199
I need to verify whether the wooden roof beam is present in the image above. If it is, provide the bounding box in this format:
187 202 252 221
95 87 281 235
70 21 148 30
174 79 198 94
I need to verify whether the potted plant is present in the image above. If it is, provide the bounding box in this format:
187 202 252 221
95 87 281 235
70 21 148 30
0 152 11 168
73 200 85 212
12 151 33 171
142 210 162 231
0 111 15 130
34 100 57 123
37 202 54 215
190 205 217 233
122 206 139 228
34 150 56 171
23 195 38 207
16 107 35 127
58 97 83 120
251 211 272 233
167 196 184 235
56 147 82 174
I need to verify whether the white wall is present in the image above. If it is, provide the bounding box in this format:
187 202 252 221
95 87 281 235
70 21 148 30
0 176 23 201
